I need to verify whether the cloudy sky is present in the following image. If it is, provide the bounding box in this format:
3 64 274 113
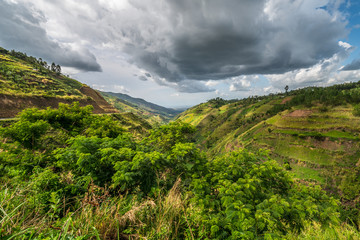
1 0 360 108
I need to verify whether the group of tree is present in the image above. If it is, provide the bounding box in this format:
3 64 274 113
38 58 61 75
0 47 62 75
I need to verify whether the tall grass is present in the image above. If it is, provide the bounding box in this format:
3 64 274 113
4 180 358 239
0 184 47 239
286 221 360 240
69 178 193 239
1 179 196 239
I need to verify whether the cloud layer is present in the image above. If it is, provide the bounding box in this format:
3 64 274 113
119 0 347 82
343 59 360 71
266 41 357 90
1 0 357 96
0 0 101 72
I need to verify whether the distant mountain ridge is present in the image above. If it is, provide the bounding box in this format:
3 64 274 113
101 92 181 115
100 91 183 125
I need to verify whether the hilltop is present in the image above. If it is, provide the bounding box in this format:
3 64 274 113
100 91 183 125
0 47 117 117
178 82 360 213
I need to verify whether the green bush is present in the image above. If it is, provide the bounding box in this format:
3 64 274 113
1 120 49 149
353 104 360 116
0 103 351 239
191 149 339 239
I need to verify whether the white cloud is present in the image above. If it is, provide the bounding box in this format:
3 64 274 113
113 85 130 93
205 80 220 87
263 86 279 93
265 41 360 89
91 84 129 94
229 75 256 92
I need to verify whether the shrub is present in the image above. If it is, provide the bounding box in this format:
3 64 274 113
353 104 360 116
191 149 339 239
1 119 49 149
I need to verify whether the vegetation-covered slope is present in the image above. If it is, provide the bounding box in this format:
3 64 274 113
0 47 117 117
2 103 358 239
1 46 360 238
178 82 360 216
101 91 183 125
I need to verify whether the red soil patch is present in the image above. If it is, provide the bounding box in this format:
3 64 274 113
80 86 118 113
309 138 342 152
286 110 312 117
281 96 293 104
0 88 118 118
225 140 243 151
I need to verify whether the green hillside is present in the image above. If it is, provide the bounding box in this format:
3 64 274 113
0 47 117 117
1 46 360 239
178 82 360 215
2 103 359 239
101 91 183 125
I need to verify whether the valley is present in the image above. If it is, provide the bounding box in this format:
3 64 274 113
1 47 360 239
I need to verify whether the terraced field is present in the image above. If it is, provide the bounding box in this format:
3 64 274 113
177 85 360 206
0 48 117 117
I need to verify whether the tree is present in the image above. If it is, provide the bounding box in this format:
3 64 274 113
42 61 48 69
51 62 56 72
55 64 61 75
285 85 289 94
144 121 196 152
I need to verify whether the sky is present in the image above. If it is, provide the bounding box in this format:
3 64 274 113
0 0 360 108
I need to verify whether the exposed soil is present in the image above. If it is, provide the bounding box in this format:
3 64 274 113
281 96 293 104
286 109 313 117
308 138 343 152
0 87 118 118
80 86 117 113
225 140 243 151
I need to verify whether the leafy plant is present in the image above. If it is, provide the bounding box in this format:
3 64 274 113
191 149 339 239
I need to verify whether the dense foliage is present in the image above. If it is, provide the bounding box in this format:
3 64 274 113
190 150 339 239
1 103 355 239
178 81 360 227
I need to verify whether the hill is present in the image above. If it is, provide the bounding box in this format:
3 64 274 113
1 46 359 238
0 47 117 117
177 82 360 213
2 102 357 239
100 91 183 125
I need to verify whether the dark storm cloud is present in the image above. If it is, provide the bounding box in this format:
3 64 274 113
0 1 101 72
342 59 360 71
174 80 215 93
4 0 350 93
121 0 347 83
152 77 214 93
138 75 148 81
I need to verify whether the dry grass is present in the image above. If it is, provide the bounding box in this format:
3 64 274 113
68 178 190 239
286 221 360 240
